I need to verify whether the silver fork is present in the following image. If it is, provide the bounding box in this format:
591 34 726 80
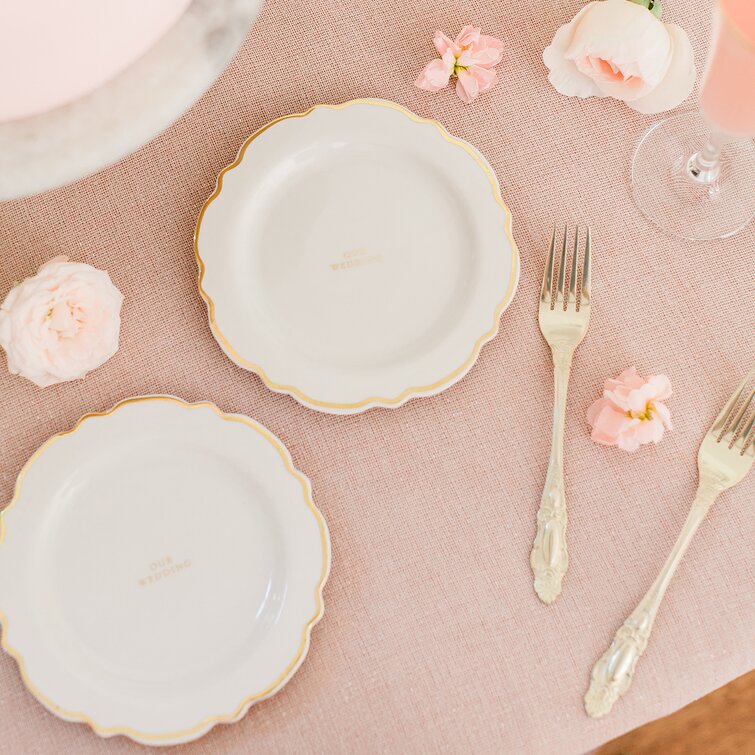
530 226 592 604
585 367 755 717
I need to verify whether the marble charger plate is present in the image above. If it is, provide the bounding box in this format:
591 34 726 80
195 99 520 414
0 396 330 745
0 0 264 200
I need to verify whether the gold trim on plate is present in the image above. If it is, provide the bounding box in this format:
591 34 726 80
0 396 330 743
194 99 520 411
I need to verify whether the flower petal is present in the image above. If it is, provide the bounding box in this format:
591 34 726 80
590 404 632 445
634 417 665 445
616 428 642 452
604 386 631 412
415 52 454 92
455 25 481 48
433 30 460 57
646 373 673 401
470 65 498 93
455 68 480 103
478 35 504 67
652 400 673 429
459 36 504 68
627 383 655 413
629 23 696 114
587 396 611 427
616 366 644 389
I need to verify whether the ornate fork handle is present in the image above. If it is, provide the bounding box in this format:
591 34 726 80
585 479 724 717
530 346 573 604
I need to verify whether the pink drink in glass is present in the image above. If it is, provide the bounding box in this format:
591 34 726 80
699 0 755 137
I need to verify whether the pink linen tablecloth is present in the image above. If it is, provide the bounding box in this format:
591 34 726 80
0 0 753 752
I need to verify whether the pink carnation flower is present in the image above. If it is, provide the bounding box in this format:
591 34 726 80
587 367 672 452
415 26 504 103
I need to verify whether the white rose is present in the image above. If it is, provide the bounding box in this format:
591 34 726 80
543 0 696 114
0 257 123 388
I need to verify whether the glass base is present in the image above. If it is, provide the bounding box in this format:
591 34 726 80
631 112 755 240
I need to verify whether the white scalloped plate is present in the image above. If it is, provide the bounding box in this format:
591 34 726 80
195 99 519 414
0 397 330 746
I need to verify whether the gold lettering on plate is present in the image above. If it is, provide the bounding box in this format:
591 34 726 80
329 247 383 272
137 554 193 588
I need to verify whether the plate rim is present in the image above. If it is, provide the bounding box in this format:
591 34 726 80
0 395 331 745
194 98 520 413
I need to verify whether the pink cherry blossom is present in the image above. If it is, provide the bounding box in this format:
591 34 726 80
586 367 672 452
415 25 504 103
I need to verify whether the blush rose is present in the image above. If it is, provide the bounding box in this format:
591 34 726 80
0 257 123 388
543 0 696 114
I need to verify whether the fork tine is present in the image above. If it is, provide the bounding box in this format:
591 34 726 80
737 410 755 453
712 367 755 436
541 227 556 302
556 224 568 306
727 388 755 444
581 227 591 302
569 226 579 305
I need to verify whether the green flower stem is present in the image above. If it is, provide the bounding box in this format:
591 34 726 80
628 0 663 19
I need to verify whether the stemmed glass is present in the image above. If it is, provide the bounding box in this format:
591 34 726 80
631 0 755 240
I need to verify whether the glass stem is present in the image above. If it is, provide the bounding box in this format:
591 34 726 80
686 129 727 184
